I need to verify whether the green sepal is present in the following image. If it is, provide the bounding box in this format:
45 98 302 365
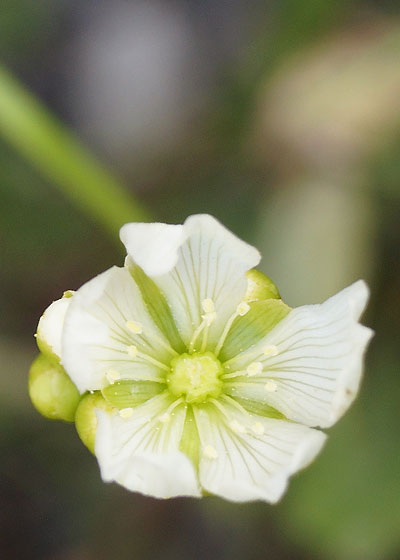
102 380 165 409
28 353 80 422
219 299 291 362
75 392 113 454
245 269 281 301
232 396 287 420
179 405 200 470
127 261 186 353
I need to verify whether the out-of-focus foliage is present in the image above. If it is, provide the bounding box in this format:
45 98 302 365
0 1 399 559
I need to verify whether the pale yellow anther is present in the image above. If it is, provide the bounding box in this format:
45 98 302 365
203 444 218 459
127 345 138 358
119 407 134 419
229 419 246 434
106 369 121 384
263 345 278 357
251 422 265 436
246 361 263 377
236 302 250 316
264 380 278 392
126 320 143 334
202 298 215 314
159 412 171 423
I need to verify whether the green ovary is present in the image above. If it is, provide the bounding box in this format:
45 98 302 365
167 352 223 404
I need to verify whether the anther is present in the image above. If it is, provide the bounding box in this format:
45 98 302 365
202 298 215 314
264 380 278 392
106 369 121 384
236 302 250 316
246 362 263 377
203 445 218 459
126 320 143 334
263 345 278 357
119 407 134 419
229 419 246 434
127 345 138 358
251 422 265 435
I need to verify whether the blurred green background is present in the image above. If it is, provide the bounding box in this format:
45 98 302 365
1 1 399 559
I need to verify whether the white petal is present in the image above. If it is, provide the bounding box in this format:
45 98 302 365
121 214 261 348
224 280 373 428
62 266 174 393
36 295 73 360
95 393 201 499
194 402 326 503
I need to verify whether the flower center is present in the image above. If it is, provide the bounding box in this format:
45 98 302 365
167 352 223 404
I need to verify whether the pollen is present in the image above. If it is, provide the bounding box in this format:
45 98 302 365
106 369 121 384
236 302 250 316
264 380 278 392
251 422 265 436
229 419 246 434
246 361 263 376
126 320 143 334
203 444 218 459
127 345 138 358
263 345 278 357
119 407 134 419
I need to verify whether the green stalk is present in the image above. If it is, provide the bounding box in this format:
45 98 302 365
0 65 149 237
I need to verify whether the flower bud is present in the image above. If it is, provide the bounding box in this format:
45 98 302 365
36 291 74 362
244 269 281 302
75 392 113 454
28 353 80 422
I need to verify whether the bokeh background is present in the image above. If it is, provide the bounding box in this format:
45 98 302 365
1 1 400 559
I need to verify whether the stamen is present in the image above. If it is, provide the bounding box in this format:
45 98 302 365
237 302 250 316
119 407 134 419
264 380 278 392
126 344 170 372
126 320 143 334
188 319 207 353
263 345 278 357
106 369 121 384
203 444 218 459
246 362 263 377
251 422 265 435
220 395 250 417
229 419 246 434
157 397 184 423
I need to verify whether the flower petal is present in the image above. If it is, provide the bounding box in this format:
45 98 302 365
95 393 201 498
224 280 373 428
194 401 326 503
121 214 261 348
36 292 74 361
62 266 175 393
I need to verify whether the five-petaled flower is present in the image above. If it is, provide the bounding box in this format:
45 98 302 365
31 214 373 502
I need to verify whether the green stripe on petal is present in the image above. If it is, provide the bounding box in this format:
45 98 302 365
102 380 165 409
179 405 201 470
219 299 291 362
231 396 287 420
128 262 186 353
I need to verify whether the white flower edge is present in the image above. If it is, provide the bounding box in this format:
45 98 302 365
36 292 74 361
95 394 201 499
224 280 374 428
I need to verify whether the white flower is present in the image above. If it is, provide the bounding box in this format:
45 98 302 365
37 214 373 502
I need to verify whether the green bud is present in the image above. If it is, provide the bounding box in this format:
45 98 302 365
244 269 281 302
28 353 80 422
75 392 113 454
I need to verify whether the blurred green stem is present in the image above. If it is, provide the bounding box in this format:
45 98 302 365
0 65 149 238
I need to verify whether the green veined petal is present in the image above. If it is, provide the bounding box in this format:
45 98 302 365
102 380 165 409
127 262 186 353
230 395 287 420
179 405 201 470
219 299 291 362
